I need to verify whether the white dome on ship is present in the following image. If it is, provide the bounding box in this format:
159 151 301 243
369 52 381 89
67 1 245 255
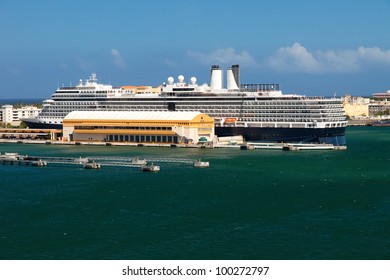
190 77 197 85
178 75 184 83
167 77 174 85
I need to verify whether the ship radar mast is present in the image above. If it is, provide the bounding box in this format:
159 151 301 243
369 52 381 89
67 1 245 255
85 73 98 86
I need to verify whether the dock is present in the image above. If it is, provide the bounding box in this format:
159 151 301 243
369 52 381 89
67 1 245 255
241 142 347 151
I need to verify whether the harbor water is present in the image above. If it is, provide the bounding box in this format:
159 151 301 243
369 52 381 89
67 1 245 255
1 126 389 259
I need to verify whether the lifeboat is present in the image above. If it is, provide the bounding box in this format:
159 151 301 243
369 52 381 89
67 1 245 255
224 118 237 123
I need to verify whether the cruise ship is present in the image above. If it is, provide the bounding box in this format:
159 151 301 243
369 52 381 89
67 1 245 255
21 65 347 145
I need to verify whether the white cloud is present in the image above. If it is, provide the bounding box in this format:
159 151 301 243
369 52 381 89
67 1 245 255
267 43 321 73
163 58 178 68
188 47 257 66
356 46 390 64
75 56 94 71
110 48 126 69
267 42 390 73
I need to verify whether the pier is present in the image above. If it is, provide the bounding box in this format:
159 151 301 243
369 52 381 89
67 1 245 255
240 142 347 151
0 153 207 171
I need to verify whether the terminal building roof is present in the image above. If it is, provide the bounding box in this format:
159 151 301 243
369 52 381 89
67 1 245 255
64 111 205 121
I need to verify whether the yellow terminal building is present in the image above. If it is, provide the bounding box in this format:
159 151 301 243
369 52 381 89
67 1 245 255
62 111 214 144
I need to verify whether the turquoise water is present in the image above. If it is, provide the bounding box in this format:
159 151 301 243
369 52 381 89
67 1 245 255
1 126 389 260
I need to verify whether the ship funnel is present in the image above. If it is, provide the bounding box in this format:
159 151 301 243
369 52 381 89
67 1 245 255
210 65 223 91
227 64 240 90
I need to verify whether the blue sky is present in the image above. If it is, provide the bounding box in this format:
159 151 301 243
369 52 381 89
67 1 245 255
1 0 390 99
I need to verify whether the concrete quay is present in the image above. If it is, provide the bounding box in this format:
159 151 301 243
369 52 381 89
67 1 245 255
1 138 347 151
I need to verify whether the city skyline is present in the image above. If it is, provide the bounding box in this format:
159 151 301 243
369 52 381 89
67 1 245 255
1 0 390 98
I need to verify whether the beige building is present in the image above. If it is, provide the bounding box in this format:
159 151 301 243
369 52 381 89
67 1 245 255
369 100 390 117
343 95 390 119
342 95 369 118
62 111 214 144
343 103 369 118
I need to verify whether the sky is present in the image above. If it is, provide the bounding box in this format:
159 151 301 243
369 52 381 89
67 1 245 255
1 0 390 99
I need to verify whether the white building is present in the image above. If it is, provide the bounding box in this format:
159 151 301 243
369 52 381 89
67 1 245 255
0 105 42 126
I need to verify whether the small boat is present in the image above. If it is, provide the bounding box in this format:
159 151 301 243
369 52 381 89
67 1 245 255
0 153 19 161
141 163 160 172
0 153 20 163
31 159 47 166
131 157 147 165
4 152 19 157
193 159 209 168
84 161 101 169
